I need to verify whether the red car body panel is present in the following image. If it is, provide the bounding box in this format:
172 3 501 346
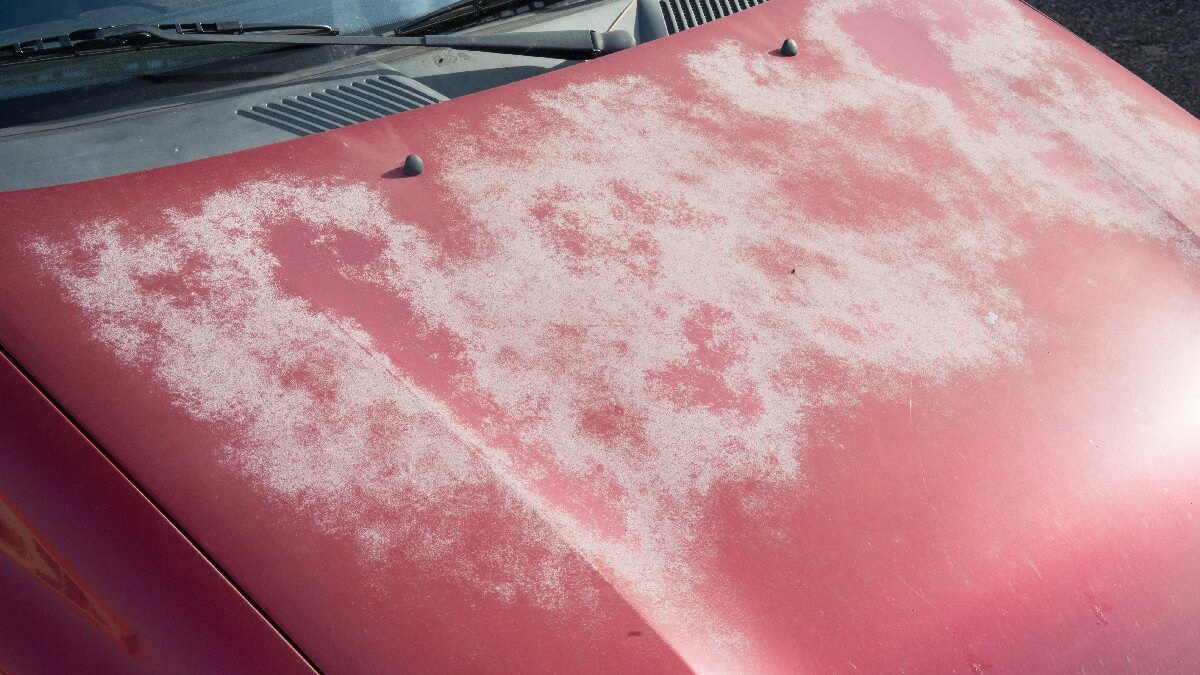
0 354 313 673
2 0 1200 671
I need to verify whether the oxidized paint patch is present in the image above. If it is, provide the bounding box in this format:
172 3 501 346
32 183 602 613
28 0 1200 670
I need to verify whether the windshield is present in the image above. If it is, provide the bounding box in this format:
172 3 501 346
0 1 439 45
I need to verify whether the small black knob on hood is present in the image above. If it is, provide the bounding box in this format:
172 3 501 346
403 154 425 176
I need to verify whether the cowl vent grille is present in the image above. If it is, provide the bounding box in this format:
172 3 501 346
237 74 445 136
659 0 768 34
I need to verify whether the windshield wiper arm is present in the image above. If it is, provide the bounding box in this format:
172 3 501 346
0 21 634 65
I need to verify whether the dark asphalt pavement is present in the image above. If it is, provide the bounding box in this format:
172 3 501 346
1025 0 1199 117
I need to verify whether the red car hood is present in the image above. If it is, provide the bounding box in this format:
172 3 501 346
3 0 1200 671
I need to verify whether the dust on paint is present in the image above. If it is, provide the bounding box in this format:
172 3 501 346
30 0 1200 670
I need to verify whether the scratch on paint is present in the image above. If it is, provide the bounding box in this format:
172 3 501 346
893 571 938 610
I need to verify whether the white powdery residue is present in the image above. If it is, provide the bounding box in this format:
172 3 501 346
34 0 1200 667
32 179 600 612
930 0 1200 238
320 24 1049 665
704 0 1198 256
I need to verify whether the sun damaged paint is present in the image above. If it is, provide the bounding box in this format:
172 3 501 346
1 0 1199 671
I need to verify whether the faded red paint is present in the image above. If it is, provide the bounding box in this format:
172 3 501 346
1 0 1199 671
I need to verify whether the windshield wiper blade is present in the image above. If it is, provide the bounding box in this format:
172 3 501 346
391 0 551 36
0 21 634 65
